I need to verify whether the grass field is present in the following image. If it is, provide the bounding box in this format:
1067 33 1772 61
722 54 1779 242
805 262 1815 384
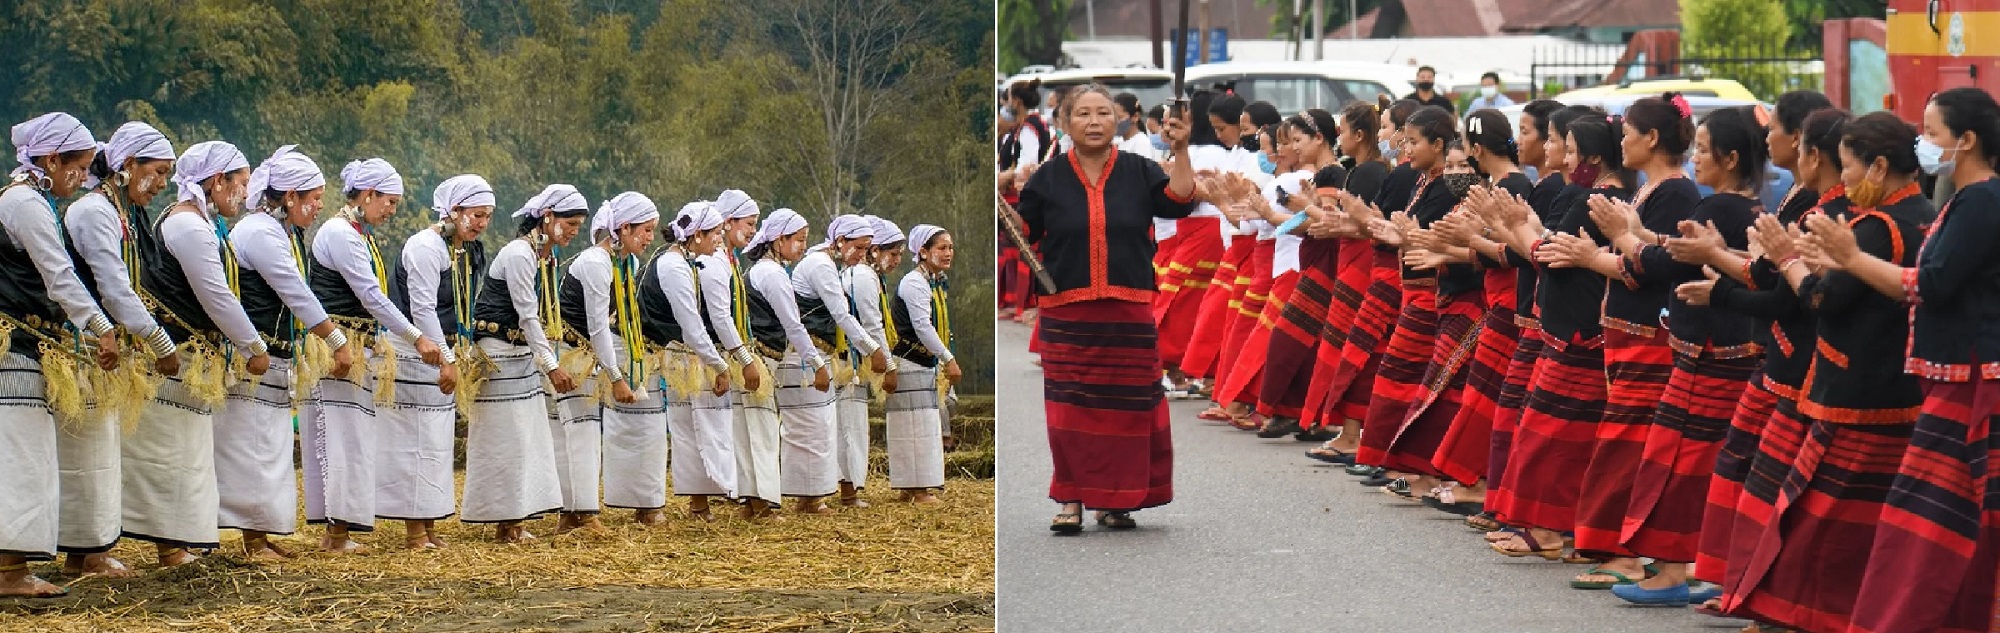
2 397 997 632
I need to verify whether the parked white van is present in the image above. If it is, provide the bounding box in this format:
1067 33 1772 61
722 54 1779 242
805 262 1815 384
1184 61 1416 115
1000 67 1176 111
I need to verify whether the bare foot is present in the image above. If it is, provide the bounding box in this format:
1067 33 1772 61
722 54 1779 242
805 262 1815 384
688 507 716 523
404 535 439 551
791 501 837 516
157 548 203 567
64 554 139 578
425 533 449 549
245 544 291 561
839 496 870 508
319 536 371 555
635 509 668 527
0 567 66 598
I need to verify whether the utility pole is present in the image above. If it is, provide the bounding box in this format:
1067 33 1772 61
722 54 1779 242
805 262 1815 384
1198 0 1211 67
1314 0 1325 59
1292 0 1304 60
1087 0 1097 40
1349 0 1358 39
1151 0 1165 68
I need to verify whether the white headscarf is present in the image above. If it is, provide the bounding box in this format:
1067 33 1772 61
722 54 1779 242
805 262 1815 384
713 189 759 220
516 184 588 219
244 145 326 211
83 122 176 190
907 224 946 256
338 158 403 196
10 112 96 178
593 191 660 239
815 213 872 251
432 174 496 220
172 141 250 213
672 200 724 242
746 208 808 252
869 216 904 247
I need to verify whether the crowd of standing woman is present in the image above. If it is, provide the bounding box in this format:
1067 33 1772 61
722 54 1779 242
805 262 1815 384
0 112 963 598
1002 78 1999 633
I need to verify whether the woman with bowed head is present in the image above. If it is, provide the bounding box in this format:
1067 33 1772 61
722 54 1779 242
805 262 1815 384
785 214 892 515
383 174 494 549
223 145 353 559
833 215 905 507
302 157 451 551
1794 87 1997 633
56 121 180 577
122 138 274 570
463 184 586 543
645 201 735 521
738 209 822 521
558 191 668 530
889 223 958 503
1011 83 1197 533
699 190 767 516
0 113 122 598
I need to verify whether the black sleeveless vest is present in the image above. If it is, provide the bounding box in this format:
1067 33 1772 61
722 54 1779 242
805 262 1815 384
558 262 592 343
745 261 789 356
309 224 372 321
891 276 940 368
139 212 224 342
636 251 693 347
472 246 546 343
796 286 836 345
0 187 67 357
69 189 158 309
392 235 486 343
238 225 304 358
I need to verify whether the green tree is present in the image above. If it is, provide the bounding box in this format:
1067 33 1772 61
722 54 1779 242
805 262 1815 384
1781 0 1886 51
999 0 1070 74
1681 0 1799 100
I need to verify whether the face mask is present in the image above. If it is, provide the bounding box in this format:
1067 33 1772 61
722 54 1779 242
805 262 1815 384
1380 139 1398 161
1442 173 1483 198
1480 86 1498 98
1116 120 1133 137
1416 81 1434 92
1849 172 1887 208
1000 106 1016 123
1916 136 1954 175
1257 153 1277 174
1149 133 1169 151
1570 163 1602 187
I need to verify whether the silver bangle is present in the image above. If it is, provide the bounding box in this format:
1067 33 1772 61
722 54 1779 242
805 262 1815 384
440 345 458 364
603 366 625 383
939 351 956 365
539 353 562 373
84 314 114 338
143 327 177 357
323 328 349 349
729 346 757 366
242 339 268 358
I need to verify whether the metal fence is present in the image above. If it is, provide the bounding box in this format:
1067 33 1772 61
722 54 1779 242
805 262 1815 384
1529 40 1824 102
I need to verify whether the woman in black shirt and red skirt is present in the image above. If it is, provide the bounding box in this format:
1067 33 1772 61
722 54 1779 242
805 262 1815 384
1013 84 1197 534
1299 102 1393 458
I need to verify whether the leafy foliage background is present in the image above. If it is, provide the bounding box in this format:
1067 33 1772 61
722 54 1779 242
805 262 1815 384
1 0 997 392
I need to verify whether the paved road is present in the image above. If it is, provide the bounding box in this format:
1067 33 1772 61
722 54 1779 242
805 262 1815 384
995 321 1747 633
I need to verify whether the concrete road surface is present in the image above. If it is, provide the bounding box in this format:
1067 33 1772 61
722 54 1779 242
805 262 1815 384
995 320 1747 633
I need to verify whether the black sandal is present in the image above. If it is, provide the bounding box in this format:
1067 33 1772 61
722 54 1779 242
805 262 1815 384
1096 511 1138 529
1050 512 1084 534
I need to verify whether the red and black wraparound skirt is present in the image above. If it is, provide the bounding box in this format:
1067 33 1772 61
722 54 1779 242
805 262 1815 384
1380 291 1486 479
1693 371 1781 584
1041 300 1175 512
1211 239 1277 405
1488 330 1605 532
1356 282 1439 467
1619 342 1758 563
1178 235 1254 380
1481 318 1544 517
1431 299 1521 485
1572 326 1673 558
1318 250 1406 429
1719 384 1810 595
1846 377 2000 633
1257 238 1341 420
1300 240 1381 431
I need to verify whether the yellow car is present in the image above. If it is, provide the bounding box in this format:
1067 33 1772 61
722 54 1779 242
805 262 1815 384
1555 77 1758 102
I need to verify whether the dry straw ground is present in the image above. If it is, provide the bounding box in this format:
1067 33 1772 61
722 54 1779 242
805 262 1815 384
2 398 996 633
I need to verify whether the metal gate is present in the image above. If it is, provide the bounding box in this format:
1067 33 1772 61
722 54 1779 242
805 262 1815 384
1529 33 1823 101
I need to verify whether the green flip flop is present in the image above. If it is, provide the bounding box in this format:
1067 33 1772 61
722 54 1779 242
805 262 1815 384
1569 567 1640 590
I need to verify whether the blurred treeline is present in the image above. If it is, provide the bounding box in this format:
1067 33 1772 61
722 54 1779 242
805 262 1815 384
0 0 997 392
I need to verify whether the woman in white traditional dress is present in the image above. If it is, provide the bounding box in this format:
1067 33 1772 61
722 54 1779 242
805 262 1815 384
831 215 907 508
122 142 276 566
58 121 181 577
300 158 451 552
784 214 893 514
224 147 354 560
888 224 959 502
463 184 584 543
646 201 735 521
382 174 493 549
702 190 768 519
0 113 123 598
739 209 824 520
554 191 659 530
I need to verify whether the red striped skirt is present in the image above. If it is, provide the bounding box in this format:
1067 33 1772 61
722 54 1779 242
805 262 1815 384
1152 233 1182 278
1573 327 1673 558
1483 321 1544 517
1177 235 1252 378
1620 344 1758 562
1301 240 1377 431
1489 331 1606 532
1356 283 1439 467
1212 240 1277 403
999 243 1020 310
1723 418 1916 633
1041 300 1175 512
1847 378 2000 633
1694 371 1781 584
1154 218 1224 372
1320 251 1406 428
1257 239 1341 419
1432 303 1522 485
1720 389 1810 596
1381 292 1487 479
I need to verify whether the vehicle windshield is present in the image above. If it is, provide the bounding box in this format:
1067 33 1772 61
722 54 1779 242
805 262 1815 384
1207 76 1394 116
1043 78 1175 110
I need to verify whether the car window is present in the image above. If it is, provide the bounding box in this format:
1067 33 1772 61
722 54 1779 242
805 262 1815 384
1045 79 1175 110
1222 77 1391 114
